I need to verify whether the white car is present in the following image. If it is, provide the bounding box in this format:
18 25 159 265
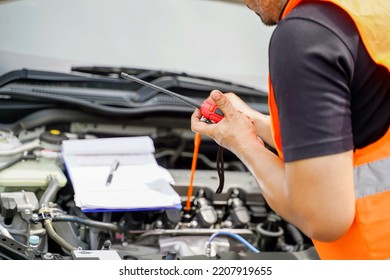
0 0 318 260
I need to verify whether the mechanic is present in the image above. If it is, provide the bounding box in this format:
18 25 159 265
191 0 390 259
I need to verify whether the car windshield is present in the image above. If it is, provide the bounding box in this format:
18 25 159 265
0 0 274 91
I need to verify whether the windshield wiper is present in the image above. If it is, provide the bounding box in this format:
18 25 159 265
0 68 269 116
71 66 266 102
71 65 257 89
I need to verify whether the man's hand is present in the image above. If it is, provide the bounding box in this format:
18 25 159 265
191 90 355 243
191 90 263 154
225 92 275 148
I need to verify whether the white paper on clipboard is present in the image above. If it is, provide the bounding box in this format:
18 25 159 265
61 136 181 212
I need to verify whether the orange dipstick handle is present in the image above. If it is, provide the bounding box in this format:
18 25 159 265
185 133 202 211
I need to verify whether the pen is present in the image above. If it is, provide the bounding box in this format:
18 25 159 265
105 159 120 187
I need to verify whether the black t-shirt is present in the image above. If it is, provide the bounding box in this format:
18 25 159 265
269 2 390 162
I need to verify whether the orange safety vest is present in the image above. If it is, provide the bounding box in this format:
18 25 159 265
268 0 390 259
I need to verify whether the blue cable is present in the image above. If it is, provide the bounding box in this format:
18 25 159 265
207 231 260 254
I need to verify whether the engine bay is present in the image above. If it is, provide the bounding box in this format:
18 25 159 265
0 69 318 260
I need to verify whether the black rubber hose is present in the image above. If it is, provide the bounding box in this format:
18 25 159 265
215 145 225 194
168 136 186 168
52 215 118 232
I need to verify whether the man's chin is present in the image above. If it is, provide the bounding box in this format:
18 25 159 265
256 12 277 26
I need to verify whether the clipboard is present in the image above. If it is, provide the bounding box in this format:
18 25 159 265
61 136 182 212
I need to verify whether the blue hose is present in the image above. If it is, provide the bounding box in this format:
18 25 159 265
207 231 260 253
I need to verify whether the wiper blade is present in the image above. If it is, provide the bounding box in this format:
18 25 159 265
71 66 264 94
0 68 269 114
72 66 161 81
72 66 267 104
0 87 195 117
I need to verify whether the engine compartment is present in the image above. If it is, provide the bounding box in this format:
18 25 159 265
0 117 318 260
0 69 318 260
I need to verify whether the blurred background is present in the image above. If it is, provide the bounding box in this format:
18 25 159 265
0 0 273 91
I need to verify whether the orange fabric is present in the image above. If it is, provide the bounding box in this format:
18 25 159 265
282 0 390 71
269 0 390 259
354 127 390 167
268 76 283 159
313 190 390 259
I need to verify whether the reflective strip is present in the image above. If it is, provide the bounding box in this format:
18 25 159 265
354 157 390 199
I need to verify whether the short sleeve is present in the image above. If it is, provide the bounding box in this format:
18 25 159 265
269 16 355 162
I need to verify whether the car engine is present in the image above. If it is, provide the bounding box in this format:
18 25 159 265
0 69 318 260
